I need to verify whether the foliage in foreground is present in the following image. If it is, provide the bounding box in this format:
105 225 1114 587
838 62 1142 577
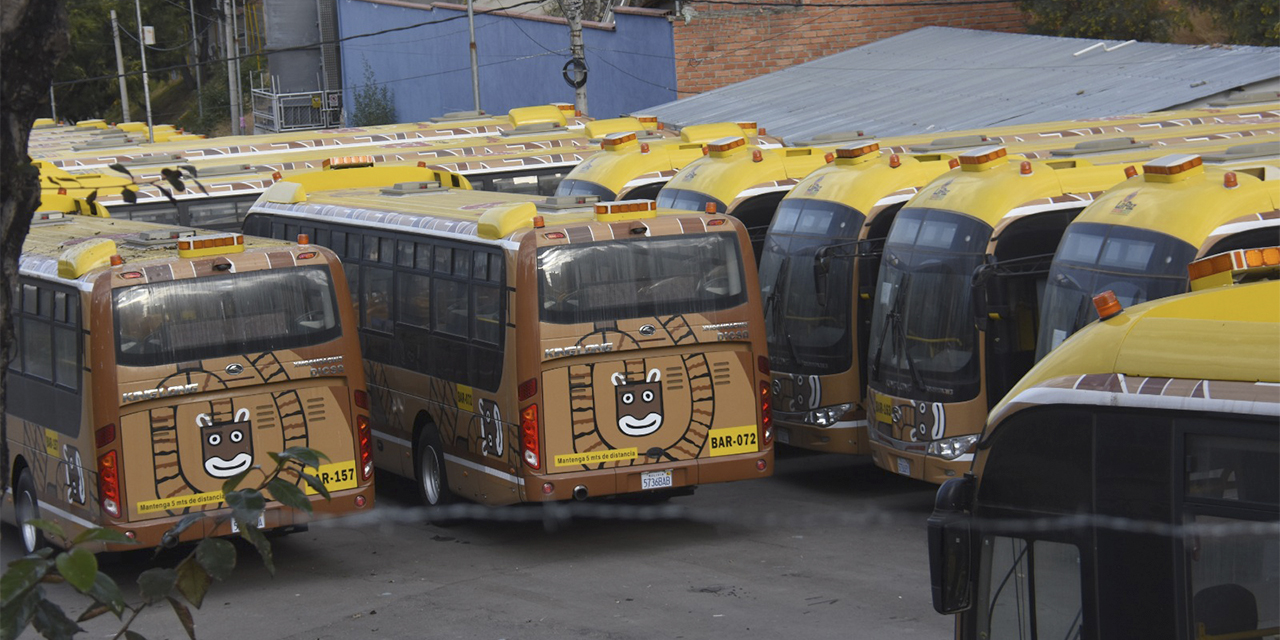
1 447 332 640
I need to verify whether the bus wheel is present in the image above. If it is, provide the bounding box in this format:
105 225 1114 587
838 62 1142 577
417 426 454 507
15 469 45 554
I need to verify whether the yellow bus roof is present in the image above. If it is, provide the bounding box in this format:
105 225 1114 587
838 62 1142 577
988 279 1280 424
1065 162 1280 252
32 104 588 166
255 165 722 243
783 122 1280 216
907 136 1280 230
21 209 293 285
563 122 765 195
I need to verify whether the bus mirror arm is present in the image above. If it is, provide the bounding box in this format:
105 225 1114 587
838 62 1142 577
813 250 832 307
970 260 996 331
928 475 976 615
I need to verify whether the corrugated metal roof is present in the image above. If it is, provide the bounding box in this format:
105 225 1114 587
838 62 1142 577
642 27 1280 144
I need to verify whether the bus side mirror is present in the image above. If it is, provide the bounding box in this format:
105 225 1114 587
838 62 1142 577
970 260 995 331
928 476 975 615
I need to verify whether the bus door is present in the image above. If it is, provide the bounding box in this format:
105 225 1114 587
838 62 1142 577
975 207 1081 405
532 229 764 498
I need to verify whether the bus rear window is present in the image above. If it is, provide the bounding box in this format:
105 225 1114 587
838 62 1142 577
538 234 747 324
114 266 342 367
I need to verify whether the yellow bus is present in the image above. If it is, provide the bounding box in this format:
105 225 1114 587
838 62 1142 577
2 195 374 553
74 115 664 231
556 121 776 201
241 163 773 506
760 126 1279 456
864 139 1279 485
1036 155 1278 361
927 250 1279 639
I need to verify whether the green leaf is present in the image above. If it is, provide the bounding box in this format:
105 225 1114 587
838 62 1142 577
276 446 328 470
239 524 275 576
179 164 198 177
266 478 312 513
31 597 83 639
54 548 97 593
123 630 148 640
162 513 205 543
168 596 197 640
137 568 177 604
107 163 133 178
223 489 266 530
195 538 236 582
1 586 41 640
121 188 137 205
296 471 331 500
26 518 65 540
173 556 211 609
220 468 254 494
71 527 136 547
76 603 112 623
85 571 127 616
1 557 51 608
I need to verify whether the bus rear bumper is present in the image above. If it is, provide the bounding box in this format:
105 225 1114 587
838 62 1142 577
88 484 375 553
522 447 773 502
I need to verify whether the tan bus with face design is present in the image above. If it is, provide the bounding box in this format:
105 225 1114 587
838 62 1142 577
243 163 773 506
2 195 374 554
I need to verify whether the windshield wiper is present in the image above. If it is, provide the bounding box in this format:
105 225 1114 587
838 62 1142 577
870 270 925 393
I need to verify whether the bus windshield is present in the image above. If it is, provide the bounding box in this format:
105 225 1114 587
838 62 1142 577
1035 223 1197 360
760 198 865 375
554 178 616 202
537 234 747 324
114 266 342 367
867 208 990 402
656 188 726 214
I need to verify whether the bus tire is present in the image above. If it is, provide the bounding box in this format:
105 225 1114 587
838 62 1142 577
417 425 455 508
15 468 45 554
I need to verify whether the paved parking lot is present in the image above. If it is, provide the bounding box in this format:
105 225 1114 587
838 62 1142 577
6 449 953 639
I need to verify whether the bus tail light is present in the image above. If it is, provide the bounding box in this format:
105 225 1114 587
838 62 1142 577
759 381 773 445
521 405 541 469
758 355 770 376
99 451 121 518
357 415 373 480
96 424 117 449
354 389 369 410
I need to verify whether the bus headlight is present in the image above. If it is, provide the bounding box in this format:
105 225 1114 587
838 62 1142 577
806 403 854 427
927 434 980 461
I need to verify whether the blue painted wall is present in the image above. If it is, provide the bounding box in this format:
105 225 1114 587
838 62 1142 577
336 1 676 123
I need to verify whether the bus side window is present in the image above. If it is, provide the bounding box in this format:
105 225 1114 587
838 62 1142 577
52 291 79 391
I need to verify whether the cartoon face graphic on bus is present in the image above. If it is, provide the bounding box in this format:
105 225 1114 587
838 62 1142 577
613 369 664 437
199 408 254 478
61 445 86 505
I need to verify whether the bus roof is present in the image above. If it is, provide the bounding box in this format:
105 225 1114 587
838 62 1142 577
254 166 733 245
561 122 767 195
988 279 1280 426
20 207 294 287
1065 162 1280 251
906 137 1280 230
33 104 591 167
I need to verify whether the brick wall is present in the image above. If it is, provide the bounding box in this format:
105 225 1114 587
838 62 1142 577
672 1 1026 96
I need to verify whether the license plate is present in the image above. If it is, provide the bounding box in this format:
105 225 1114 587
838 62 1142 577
641 470 673 490
896 458 911 476
776 427 790 445
230 513 266 533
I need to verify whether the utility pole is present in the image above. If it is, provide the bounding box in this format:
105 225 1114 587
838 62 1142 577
566 0 587 115
224 0 241 135
232 0 243 127
189 0 203 118
467 0 481 113
50 86 57 122
111 10 131 122
134 0 155 142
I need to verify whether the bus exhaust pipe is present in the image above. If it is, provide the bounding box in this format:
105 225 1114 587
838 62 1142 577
573 485 589 501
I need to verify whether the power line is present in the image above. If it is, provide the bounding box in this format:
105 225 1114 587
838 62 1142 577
51 0 548 89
